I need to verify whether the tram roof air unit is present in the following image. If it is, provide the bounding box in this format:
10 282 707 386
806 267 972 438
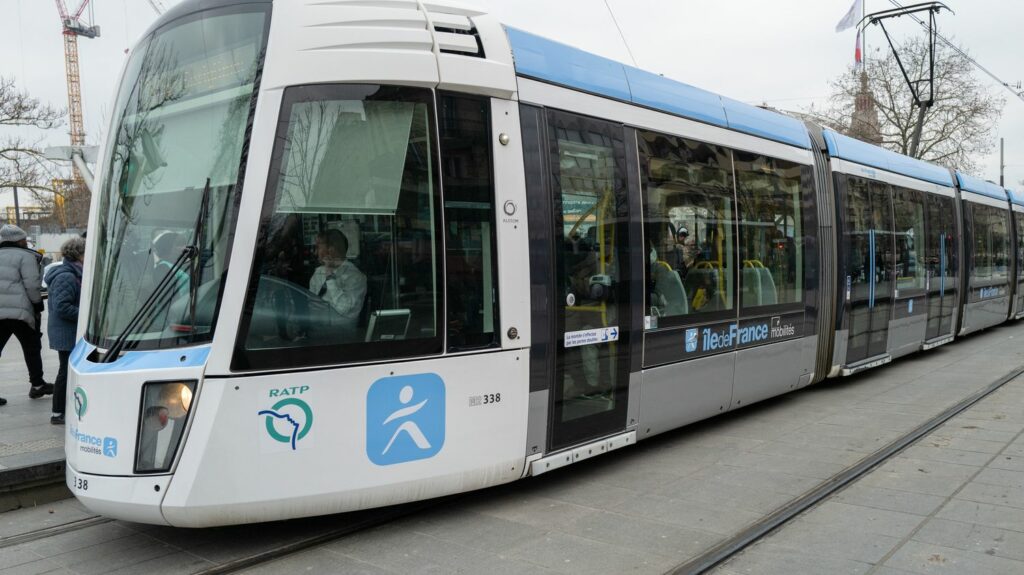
822 129 954 188
956 172 1009 202
504 27 812 151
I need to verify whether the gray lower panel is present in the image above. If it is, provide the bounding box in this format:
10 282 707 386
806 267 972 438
638 353 734 439
627 371 640 429
961 297 1010 335
732 338 807 408
830 329 849 377
887 314 927 359
525 389 548 457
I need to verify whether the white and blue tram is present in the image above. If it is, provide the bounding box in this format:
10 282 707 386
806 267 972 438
67 0 1022 526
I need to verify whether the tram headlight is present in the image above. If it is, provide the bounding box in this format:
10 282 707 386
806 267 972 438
135 381 197 474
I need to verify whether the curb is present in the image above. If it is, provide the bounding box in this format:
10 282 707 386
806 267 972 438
0 459 70 513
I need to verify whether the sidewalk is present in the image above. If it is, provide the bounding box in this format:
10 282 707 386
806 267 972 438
715 369 1024 575
0 310 64 472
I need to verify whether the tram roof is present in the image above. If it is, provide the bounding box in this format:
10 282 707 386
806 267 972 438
505 27 812 151
1007 188 1024 207
822 130 954 188
956 172 1009 202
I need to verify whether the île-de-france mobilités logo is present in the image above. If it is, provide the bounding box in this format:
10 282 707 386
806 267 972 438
366 373 445 466
73 387 88 420
258 386 314 451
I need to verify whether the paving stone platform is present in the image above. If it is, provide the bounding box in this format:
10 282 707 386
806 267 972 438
715 363 1024 575
0 310 64 473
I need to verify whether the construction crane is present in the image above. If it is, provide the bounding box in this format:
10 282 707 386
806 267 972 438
54 0 99 225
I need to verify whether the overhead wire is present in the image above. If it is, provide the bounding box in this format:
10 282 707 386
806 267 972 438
888 0 1024 103
604 0 638 68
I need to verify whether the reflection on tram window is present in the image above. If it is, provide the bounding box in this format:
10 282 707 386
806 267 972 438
1016 213 1024 282
639 131 734 323
439 93 499 351
87 9 268 350
734 152 807 308
971 203 1010 284
239 85 442 367
555 124 625 423
893 187 926 292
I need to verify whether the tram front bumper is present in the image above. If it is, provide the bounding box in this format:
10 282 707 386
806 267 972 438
65 463 172 525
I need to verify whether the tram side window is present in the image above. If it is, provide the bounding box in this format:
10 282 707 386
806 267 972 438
439 93 499 351
638 130 735 323
971 203 1010 285
893 187 926 292
734 152 805 308
1016 213 1024 282
237 85 443 367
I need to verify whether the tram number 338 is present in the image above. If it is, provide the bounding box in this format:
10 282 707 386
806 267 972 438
469 393 501 407
73 475 88 491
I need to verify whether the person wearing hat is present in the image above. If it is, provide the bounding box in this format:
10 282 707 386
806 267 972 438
0 224 51 405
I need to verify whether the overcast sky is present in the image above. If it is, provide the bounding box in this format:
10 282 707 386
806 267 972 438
1 0 1022 201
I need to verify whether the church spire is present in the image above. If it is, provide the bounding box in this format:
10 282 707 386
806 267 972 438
849 69 882 145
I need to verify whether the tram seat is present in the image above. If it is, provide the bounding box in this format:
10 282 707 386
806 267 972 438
651 261 688 316
757 268 778 305
742 267 763 306
684 267 721 311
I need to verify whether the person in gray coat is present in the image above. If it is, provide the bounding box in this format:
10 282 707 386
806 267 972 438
0 224 51 406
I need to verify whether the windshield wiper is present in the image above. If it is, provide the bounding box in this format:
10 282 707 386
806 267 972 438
100 244 197 362
100 179 210 363
188 178 212 334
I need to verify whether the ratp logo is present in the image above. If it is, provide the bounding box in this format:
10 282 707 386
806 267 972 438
73 387 87 421
258 387 314 451
366 374 445 466
685 328 699 353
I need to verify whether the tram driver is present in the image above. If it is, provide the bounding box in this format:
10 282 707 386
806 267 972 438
308 229 367 336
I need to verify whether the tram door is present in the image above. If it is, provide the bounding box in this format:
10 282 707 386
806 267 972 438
925 194 959 339
844 178 894 364
547 111 632 451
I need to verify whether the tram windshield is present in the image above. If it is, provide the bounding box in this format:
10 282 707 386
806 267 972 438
86 7 269 350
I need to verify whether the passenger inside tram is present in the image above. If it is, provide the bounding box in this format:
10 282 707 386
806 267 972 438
308 229 367 336
647 221 688 318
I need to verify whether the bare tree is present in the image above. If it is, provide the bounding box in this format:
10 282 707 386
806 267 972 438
0 77 65 201
808 37 1004 175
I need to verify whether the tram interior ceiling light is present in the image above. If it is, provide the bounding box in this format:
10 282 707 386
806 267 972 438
136 381 197 474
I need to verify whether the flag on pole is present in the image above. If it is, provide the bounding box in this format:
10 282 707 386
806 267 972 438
855 29 863 65
836 0 863 32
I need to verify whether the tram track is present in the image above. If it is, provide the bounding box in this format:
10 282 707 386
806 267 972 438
190 497 455 575
0 515 111 549
667 362 1024 575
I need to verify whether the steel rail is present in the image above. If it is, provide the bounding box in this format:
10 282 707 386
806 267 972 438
0 516 111 549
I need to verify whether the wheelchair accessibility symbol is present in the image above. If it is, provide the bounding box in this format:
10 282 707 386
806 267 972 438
366 373 445 466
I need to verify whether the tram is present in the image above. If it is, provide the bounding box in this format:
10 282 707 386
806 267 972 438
67 0 1021 527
